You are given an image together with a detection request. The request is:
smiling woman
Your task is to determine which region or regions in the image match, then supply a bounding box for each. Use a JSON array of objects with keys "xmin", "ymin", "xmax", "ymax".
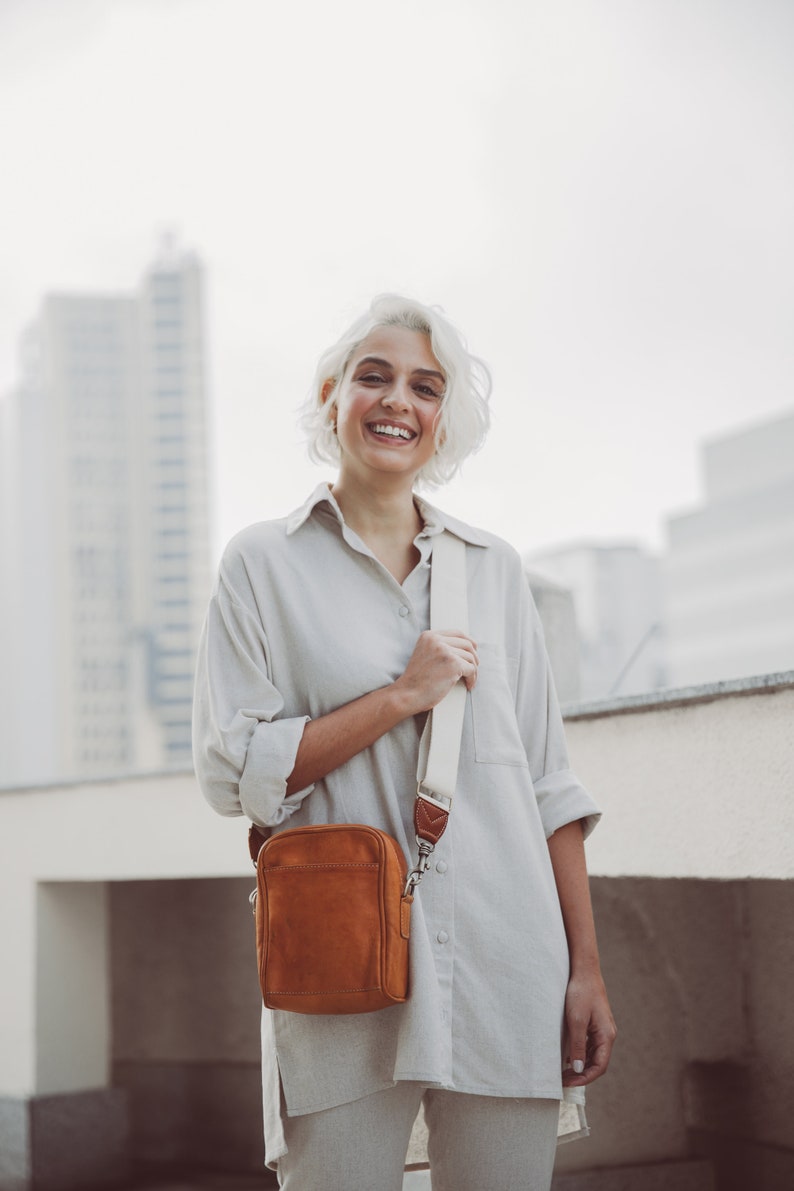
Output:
[
  {"xmin": 192, "ymin": 294, "xmax": 616, "ymax": 1191},
  {"xmin": 323, "ymin": 327, "xmax": 446, "ymax": 486},
  {"xmin": 302, "ymin": 294, "xmax": 491, "ymax": 488}
]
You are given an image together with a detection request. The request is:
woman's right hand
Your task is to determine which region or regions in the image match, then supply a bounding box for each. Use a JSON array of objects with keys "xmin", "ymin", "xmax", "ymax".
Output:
[
  {"xmin": 393, "ymin": 629, "xmax": 479, "ymax": 714},
  {"xmin": 286, "ymin": 631, "xmax": 478, "ymax": 796}
]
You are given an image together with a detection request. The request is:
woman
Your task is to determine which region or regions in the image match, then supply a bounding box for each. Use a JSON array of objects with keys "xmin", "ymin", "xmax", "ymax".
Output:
[{"xmin": 193, "ymin": 295, "xmax": 616, "ymax": 1190}]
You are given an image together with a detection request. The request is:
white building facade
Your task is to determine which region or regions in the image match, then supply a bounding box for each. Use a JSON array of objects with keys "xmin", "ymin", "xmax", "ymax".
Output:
[
  {"xmin": 664, "ymin": 410, "xmax": 794, "ymax": 686},
  {"xmin": 525, "ymin": 543, "xmax": 666, "ymax": 701},
  {"xmin": 0, "ymin": 247, "xmax": 211, "ymax": 786}
]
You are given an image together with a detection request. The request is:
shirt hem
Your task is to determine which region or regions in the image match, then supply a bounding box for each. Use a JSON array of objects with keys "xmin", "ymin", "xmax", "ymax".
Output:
[
  {"xmin": 283, "ymin": 1077, "xmax": 399, "ymax": 1117},
  {"xmin": 283, "ymin": 1073, "xmax": 565, "ymax": 1116},
  {"xmin": 390, "ymin": 1071, "xmax": 565, "ymax": 1101}
]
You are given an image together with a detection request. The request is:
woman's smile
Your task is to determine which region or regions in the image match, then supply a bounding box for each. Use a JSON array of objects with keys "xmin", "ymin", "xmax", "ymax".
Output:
[{"xmin": 365, "ymin": 418, "xmax": 417, "ymax": 443}]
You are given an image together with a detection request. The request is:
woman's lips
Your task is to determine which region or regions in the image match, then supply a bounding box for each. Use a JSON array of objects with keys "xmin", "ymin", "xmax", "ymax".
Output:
[{"xmin": 365, "ymin": 421, "xmax": 417, "ymax": 442}]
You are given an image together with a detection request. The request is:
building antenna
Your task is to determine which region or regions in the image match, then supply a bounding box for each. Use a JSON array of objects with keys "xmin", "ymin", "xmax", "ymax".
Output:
[{"xmin": 608, "ymin": 622, "xmax": 661, "ymax": 695}]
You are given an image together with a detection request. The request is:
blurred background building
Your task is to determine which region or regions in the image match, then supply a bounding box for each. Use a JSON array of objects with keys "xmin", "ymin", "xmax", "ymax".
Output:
[
  {"xmin": 663, "ymin": 410, "xmax": 794, "ymax": 686},
  {"xmin": 525, "ymin": 408, "xmax": 794, "ymax": 705},
  {"xmin": 524, "ymin": 570, "xmax": 582, "ymax": 703},
  {"xmin": 0, "ymin": 244, "xmax": 211, "ymax": 787},
  {"xmin": 526, "ymin": 543, "xmax": 666, "ymax": 702}
]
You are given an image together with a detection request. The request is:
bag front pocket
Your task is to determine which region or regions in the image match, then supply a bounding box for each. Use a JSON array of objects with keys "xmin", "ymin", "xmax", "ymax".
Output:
[{"xmin": 264, "ymin": 861, "xmax": 383, "ymax": 997}]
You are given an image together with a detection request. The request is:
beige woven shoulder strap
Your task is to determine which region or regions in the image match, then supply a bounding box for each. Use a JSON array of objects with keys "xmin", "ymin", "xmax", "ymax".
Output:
[
  {"xmin": 417, "ymin": 531, "xmax": 468, "ymax": 801},
  {"xmin": 407, "ymin": 531, "xmax": 468, "ymax": 893}
]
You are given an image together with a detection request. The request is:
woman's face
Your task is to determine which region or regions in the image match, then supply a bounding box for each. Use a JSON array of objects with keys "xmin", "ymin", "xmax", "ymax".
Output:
[{"xmin": 326, "ymin": 325, "xmax": 445, "ymax": 485}]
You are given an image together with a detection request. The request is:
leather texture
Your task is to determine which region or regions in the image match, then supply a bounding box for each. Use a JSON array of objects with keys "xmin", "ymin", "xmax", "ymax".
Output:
[
  {"xmin": 414, "ymin": 795, "xmax": 449, "ymax": 845},
  {"xmin": 252, "ymin": 822, "xmax": 411, "ymax": 1015}
]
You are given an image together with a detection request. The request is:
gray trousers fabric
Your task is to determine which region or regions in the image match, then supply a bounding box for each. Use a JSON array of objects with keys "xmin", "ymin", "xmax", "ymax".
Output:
[{"xmin": 276, "ymin": 1082, "xmax": 559, "ymax": 1191}]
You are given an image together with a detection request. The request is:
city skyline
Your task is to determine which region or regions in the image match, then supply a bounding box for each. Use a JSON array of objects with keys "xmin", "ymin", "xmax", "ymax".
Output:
[
  {"xmin": 1, "ymin": 0, "xmax": 792, "ymax": 562},
  {"xmin": 5, "ymin": 246, "xmax": 791, "ymax": 567}
]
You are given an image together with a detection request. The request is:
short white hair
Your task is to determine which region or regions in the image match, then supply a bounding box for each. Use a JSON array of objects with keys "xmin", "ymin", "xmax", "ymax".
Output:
[{"xmin": 301, "ymin": 294, "xmax": 491, "ymax": 487}]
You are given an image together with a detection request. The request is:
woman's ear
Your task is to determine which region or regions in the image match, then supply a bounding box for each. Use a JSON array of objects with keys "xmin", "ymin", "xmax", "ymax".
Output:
[{"xmin": 320, "ymin": 378, "xmax": 336, "ymax": 406}]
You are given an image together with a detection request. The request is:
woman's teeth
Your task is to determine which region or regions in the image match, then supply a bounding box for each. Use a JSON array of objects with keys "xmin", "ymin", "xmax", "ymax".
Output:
[{"xmin": 370, "ymin": 423, "xmax": 413, "ymax": 440}]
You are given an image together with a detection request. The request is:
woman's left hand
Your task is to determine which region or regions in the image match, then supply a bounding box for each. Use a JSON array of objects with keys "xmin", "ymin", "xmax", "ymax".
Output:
[{"xmin": 561, "ymin": 969, "xmax": 617, "ymax": 1087}]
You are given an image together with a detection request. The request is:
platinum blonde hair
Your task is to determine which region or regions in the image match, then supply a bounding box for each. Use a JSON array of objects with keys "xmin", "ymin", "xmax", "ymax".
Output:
[{"xmin": 301, "ymin": 294, "xmax": 491, "ymax": 488}]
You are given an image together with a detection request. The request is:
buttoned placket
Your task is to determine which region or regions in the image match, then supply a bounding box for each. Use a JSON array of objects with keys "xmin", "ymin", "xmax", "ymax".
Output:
[
  {"xmin": 404, "ymin": 533, "xmax": 456, "ymax": 1083},
  {"xmin": 328, "ymin": 507, "xmax": 458, "ymax": 1083}
]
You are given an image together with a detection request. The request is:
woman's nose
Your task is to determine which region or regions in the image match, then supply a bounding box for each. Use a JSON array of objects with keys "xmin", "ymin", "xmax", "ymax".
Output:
[{"xmin": 381, "ymin": 380, "xmax": 411, "ymax": 410}]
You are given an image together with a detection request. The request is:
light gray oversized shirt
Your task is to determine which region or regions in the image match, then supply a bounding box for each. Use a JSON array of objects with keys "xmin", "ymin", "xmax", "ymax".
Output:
[{"xmin": 193, "ymin": 484, "xmax": 601, "ymax": 1165}]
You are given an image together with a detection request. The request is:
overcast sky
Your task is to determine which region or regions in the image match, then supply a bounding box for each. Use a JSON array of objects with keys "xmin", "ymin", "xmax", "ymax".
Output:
[{"xmin": 1, "ymin": 0, "xmax": 792, "ymax": 560}]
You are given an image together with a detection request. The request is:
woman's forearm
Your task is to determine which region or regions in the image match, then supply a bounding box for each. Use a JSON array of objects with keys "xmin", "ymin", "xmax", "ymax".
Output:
[
  {"xmin": 546, "ymin": 819, "xmax": 601, "ymax": 973},
  {"xmin": 285, "ymin": 683, "xmax": 414, "ymax": 795},
  {"xmin": 547, "ymin": 819, "xmax": 617, "ymax": 1084}
]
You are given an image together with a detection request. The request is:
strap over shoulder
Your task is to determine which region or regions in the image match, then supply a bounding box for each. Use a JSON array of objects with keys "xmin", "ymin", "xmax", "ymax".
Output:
[{"xmin": 407, "ymin": 531, "xmax": 468, "ymax": 893}]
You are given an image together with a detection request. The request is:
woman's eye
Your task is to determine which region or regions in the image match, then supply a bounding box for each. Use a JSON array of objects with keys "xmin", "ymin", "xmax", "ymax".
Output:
[
  {"xmin": 360, "ymin": 373, "xmax": 386, "ymax": 384},
  {"xmin": 415, "ymin": 384, "xmax": 442, "ymax": 399}
]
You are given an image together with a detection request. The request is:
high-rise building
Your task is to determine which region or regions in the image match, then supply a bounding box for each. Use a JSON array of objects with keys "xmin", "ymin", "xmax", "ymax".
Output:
[
  {"xmin": 524, "ymin": 543, "xmax": 665, "ymax": 701},
  {"xmin": 0, "ymin": 245, "xmax": 211, "ymax": 786},
  {"xmin": 524, "ymin": 571, "xmax": 581, "ymax": 704},
  {"xmin": 664, "ymin": 409, "xmax": 794, "ymax": 686}
]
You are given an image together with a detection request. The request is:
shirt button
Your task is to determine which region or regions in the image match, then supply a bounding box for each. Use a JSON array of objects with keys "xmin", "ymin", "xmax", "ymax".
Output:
[
  {"xmin": 436, "ymin": 860, "xmax": 448, "ymax": 874},
  {"xmin": 436, "ymin": 930, "xmax": 449, "ymax": 944},
  {"xmin": 398, "ymin": 605, "xmax": 410, "ymax": 618}
]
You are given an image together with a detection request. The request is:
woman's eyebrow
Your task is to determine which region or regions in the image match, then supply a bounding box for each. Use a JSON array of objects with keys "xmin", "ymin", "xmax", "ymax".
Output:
[
  {"xmin": 355, "ymin": 355, "xmax": 392, "ymax": 370},
  {"xmin": 355, "ymin": 355, "xmax": 445, "ymax": 383}
]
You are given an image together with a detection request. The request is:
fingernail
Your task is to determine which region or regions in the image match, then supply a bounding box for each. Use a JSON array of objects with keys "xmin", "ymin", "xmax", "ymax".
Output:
[{"xmin": 573, "ymin": 1060, "xmax": 585, "ymax": 1074}]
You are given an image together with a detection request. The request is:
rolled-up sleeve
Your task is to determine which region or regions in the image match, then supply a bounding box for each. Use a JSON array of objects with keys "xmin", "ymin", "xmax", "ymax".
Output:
[
  {"xmin": 192, "ymin": 565, "xmax": 312, "ymax": 829},
  {"xmin": 515, "ymin": 577, "xmax": 601, "ymax": 840}
]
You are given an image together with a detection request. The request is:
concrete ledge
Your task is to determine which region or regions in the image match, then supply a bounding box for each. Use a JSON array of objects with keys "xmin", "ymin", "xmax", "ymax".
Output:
[
  {"xmin": 0, "ymin": 1098, "xmax": 28, "ymax": 1191},
  {"xmin": 403, "ymin": 1160, "xmax": 715, "ymax": 1190},
  {"xmin": 563, "ymin": 670, "xmax": 794, "ymax": 721},
  {"xmin": 0, "ymin": 1089, "xmax": 129, "ymax": 1191},
  {"xmin": 689, "ymin": 1132, "xmax": 794, "ymax": 1191},
  {"xmin": 551, "ymin": 1159, "xmax": 715, "ymax": 1190}
]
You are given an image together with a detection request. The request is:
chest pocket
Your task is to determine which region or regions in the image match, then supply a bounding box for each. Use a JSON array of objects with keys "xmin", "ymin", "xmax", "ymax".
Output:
[{"xmin": 470, "ymin": 644, "xmax": 529, "ymax": 767}]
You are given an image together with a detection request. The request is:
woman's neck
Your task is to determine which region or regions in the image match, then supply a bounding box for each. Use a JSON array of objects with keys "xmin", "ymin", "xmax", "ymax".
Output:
[
  {"xmin": 330, "ymin": 474, "xmax": 422, "ymax": 545},
  {"xmin": 330, "ymin": 474, "xmax": 423, "ymax": 583}
]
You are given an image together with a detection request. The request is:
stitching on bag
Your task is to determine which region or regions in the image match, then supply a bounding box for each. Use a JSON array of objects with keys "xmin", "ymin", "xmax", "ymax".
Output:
[
  {"xmin": 265, "ymin": 863, "xmax": 379, "ymax": 872},
  {"xmin": 269, "ymin": 986, "xmax": 382, "ymax": 995}
]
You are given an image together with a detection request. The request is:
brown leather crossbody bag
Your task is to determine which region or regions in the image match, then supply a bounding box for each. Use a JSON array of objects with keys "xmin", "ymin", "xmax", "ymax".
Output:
[{"xmin": 248, "ymin": 531, "xmax": 468, "ymax": 1015}]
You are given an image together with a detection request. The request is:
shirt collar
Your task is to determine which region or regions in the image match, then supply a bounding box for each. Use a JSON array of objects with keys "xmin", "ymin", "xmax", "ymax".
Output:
[
  {"xmin": 285, "ymin": 482, "xmax": 345, "ymax": 534},
  {"xmin": 286, "ymin": 482, "xmax": 490, "ymax": 547},
  {"xmin": 412, "ymin": 494, "xmax": 491, "ymax": 547}
]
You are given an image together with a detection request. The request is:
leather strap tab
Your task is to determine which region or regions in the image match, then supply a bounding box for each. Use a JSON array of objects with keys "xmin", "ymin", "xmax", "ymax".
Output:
[
  {"xmin": 249, "ymin": 824, "xmax": 267, "ymax": 866},
  {"xmin": 400, "ymin": 895, "xmax": 413, "ymax": 939},
  {"xmin": 414, "ymin": 795, "xmax": 449, "ymax": 846}
]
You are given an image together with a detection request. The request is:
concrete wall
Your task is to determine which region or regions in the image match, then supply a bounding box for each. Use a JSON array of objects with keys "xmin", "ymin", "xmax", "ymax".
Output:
[
  {"xmin": 1, "ymin": 674, "xmax": 792, "ymax": 1189},
  {"xmin": 105, "ymin": 874, "xmax": 794, "ymax": 1190},
  {"xmin": 564, "ymin": 674, "xmax": 794, "ymax": 880},
  {"xmin": 556, "ymin": 878, "xmax": 794, "ymax": 1190},
  {"xmin": 110, "ymin": 878, "xmax": 262, "ymax": 1172}
]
